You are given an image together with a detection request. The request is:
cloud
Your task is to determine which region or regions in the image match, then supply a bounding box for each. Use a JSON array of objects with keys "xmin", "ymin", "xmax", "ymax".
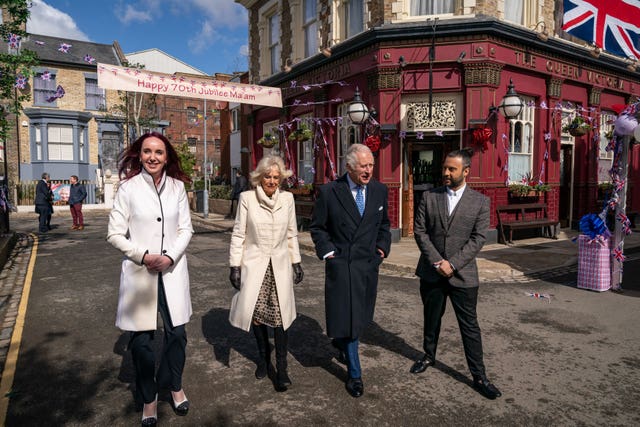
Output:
[
  {"xmin": 116, "ymin": 0, "xmax": 163, "ymax": 24},
  {"xmin": 27, "ymin": 0, "xmax": 90, "ymax": 40},
  {"xmin": 187, "ymin": 20, "xmax": 216, "ymax": 54}
]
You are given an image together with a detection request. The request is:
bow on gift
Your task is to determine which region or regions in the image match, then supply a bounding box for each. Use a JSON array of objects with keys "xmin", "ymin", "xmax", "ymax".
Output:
[
  {"xmin": 473, "ymin": 128, "xmax": 493, "ymax": 152},
  {"xmin": 579, "ymin": 213, "xmax": 611, "ymax": 240}
]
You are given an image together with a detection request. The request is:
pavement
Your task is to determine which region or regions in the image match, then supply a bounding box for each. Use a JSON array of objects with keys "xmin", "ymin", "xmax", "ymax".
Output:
[
  {"xmin": 190, "ymin": 211, "xmax": 640, "ymax": 283},
  {"xmin": 0, "ymin": 209, "xmax": 639, "ymax": 425}
]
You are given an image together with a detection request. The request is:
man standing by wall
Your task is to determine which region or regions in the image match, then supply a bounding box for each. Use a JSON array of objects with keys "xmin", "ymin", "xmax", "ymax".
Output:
[
  {"xmin": 35, "ymin": 172, "xmax": 53, "ymax": 233},
  {"xmin": 228, "ymin": 169, "xmax": 248, "ymax": 218},
  {"xmin": 69, "ymin": 175, "xmax": 87, "ymax": 230},
  {"xmin": 310, "ymin": 143, "xmax": 391, "ymax": 398},
  {"xmin": 411, "ymin": 148, "xmax": 501, "ymax": 400}
]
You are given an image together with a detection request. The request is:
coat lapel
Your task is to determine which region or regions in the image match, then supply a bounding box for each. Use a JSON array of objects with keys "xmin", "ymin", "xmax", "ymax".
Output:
[
  {"xmin": 333, "ymin": 175, "xmax": 361, "ymax": 224},
  {"xmin": 437, "ymin": 188, "xmax": 448, "ymax": 231}
]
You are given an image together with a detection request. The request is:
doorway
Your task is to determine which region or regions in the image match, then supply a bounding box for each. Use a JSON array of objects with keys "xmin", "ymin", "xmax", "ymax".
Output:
[
  {"xmin": 559, "ymin": 143, "xmax": 575, "ymax": 228},
  {"xmin": 402, "ymin": 139, "xmax": 456, "ymax": 236}
]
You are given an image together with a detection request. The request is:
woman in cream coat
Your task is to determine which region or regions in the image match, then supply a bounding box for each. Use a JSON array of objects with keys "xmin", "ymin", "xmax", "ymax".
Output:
[
  {"xmin": 108, "ymin": 132, "xmax": 193, "ymax": 426},
  {"xmin": 229, "ymin": 155, "xmax": 304, "ymax": 391}
]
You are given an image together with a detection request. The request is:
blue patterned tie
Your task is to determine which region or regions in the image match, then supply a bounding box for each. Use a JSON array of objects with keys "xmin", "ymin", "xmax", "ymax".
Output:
[{"xmin": 356, "ymin": 185, "xmax": 365, "ymax": 216}]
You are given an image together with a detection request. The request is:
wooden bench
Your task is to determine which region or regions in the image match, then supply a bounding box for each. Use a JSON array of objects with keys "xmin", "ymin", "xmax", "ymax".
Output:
[{"xmin": 496, "ymin": 203, "xmax": 558, "ymax": 244}]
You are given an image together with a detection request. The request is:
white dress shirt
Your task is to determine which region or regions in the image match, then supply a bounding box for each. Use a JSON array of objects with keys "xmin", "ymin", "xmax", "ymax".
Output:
[{"xmin": 446, "ymin": 184, "xmax": 466, "ymax": 215}]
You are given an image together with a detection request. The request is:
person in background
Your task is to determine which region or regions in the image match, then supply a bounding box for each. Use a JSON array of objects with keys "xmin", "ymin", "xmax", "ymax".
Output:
[
  {"xmin": 69, "ymin": 175, "xmax": 87, "ymax": 230},
  {"xmin": 310, "ymin": 143, "xmax": 391, "ymax": 398},
  {"xmin": 411, "ymin": 147, "xmax": 501, "ymax": 400},
  {"xmin": 228, "ymin": 156, "xmax": 303, "ymax": 392},
  {"xmin": 35, "ymin": 172, "xmax": 53, "ymax": 233},
  {"xmin": 228, "ymin": 169, "xmax": 248, "ymax": 218},
  {"xmin": 107, "ymin": 132, "xmax": 194, "ymax": 426}
]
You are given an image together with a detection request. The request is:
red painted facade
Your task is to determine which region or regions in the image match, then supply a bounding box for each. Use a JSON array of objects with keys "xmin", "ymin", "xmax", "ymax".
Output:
[{"xmin": 248, "ymin": 34, "xmax": 640, "ymax": 242}]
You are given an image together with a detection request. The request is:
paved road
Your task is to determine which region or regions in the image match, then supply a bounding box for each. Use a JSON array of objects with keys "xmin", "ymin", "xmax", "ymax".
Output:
[{"xmin": 2, "ymin": 211, "xmax": 640, "ymax": 426}]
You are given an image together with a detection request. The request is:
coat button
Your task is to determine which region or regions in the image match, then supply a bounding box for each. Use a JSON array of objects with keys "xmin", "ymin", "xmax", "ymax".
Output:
[{"xmin": 157, "ymin": 217, "xmax": 161, "ymax": 222}]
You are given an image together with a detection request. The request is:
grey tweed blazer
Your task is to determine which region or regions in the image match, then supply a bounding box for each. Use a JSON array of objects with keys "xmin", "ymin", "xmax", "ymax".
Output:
[{"xmin": 414, "ymin": 185, "xmax": 490, "ymax": 288}]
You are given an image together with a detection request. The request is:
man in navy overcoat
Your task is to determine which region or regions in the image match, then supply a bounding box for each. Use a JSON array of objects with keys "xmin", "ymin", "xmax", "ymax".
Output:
[{"xmin": 310, "ymin": 143, "xmax": 391, "ymax": 398}]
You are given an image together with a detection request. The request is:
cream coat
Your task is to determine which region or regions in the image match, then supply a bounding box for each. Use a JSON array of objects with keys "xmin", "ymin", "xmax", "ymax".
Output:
[
  {"xmin": 229, "ymin": 187, "xmax": 301, "ymax": 331},
  {"xmin": 107, "ymin": 170, "xmax": 193, "ymax": 331}
]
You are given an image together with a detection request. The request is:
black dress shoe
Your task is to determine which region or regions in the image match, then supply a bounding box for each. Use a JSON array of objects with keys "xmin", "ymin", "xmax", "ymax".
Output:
[
  {"xmin": 410, "ymin": 357, "xmax": 434, "ymax": 374},
  {"xmin": 171, "ymin": 392, "xmax": 190, "ymax": 416},
  {"xmin": 473, "ymin": 376, "xmax": 502, "ymax": 400},
  {"xmin": 345, "ymin": 377, "xmax": 364, "ymax": 398},
  {"xmin": 331, "ymin": 339, "xmax": 347, "ymax": 365}
]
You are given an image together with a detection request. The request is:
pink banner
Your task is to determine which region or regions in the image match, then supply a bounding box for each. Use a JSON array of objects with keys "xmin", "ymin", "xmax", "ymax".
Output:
[{"xmin": 97, "ymin": 63, "xmax": 282, "ymax": 108}]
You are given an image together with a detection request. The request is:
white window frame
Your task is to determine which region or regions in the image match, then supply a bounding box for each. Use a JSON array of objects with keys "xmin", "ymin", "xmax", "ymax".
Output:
[
  {"xmin": 508, "ymin": 96, "xmax": 535, "ymax": 183},
  {"xmin": 337, "ymin": 103, "xmax": 361, "ymax": 175},
  {"xmin": 598, "ymin": 111, "xmax": 615, "ymax": 183},
  {"xmin": 269, "ymin": 12, "xmax": 281, "ymax": 75},
  {"xmin": 408, "ymin": 0, "xmax": 455, "ymax": 17},
  {"xmin": 258, "ymin": 1, "xmax": 281, "ymax": 79},
  {"xmin": 501, "ymin": 0, "xmax": 539, "ymax": 27},
  {"xmin": 47, "ymin": 124, "xmax": 74, "ymax": 161},
  {"xmin": 303, "ymin": 0, "xmax": 319, "ymax": 57},
  {"xmin": 331, "ymin": 0, "xmax": 367, "ymax": 44},
  {"xmin": 296, "ymin": 115, "xmax": 314, "ymax": 184}
]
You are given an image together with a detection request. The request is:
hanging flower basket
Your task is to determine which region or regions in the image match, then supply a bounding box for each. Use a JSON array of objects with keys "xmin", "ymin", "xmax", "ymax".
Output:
[
  {"xmin": 257, "ymin": 133, "xmax": 278, "ymax": 148},
  {"xmin": 568, "ymin": 127, "xmax": 587, "ymax": 137},
  {"xmin": 563, "ymin": 116, "xmax": 592, "ymax": 137},
  {"xmin": 288, "ymin": 125, "xmax": 313, "ymax": 143}
]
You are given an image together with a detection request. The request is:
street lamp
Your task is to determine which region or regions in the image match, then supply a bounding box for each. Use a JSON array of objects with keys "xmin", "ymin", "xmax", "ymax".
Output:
[
  {"xmin": 347, "ymin": 87, "xmax": 370, "ymax": 124},
  {"xmin": 497, "ymin": 79, "xmax": 524, "ymax": 119}
]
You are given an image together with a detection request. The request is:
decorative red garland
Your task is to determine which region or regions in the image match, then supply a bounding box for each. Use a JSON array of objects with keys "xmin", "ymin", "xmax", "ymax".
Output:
[{"xmin": 364, "ymin": 135, "xmax": 381, "ymax": 152}]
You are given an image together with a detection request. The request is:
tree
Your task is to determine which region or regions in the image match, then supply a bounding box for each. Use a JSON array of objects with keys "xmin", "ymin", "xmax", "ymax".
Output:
[
  {"xmin": 104, "ymin": 61, "xmax": 158, "ymax": 143},
  {"xmin": 175, "ymin": 142, "xmax": 196, "ymax": 181},
  {"xmin": 0, "ymin": 0, "xmax": 39, "ymax": 231}
]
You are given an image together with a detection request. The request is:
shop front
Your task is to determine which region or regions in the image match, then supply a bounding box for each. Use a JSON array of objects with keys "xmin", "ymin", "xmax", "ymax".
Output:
[{"xmin": 254, "ymin": 23, "xmax": 640, "ymax": 243}]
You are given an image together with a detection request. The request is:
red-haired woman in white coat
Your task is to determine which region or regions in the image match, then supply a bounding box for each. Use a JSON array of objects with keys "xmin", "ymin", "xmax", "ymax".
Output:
[{"xmin": 108, "ymin": 132, "xmax": 193, "ymax": 426}]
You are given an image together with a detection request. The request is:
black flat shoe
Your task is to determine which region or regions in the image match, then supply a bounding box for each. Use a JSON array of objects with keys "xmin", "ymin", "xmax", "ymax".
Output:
[
  {"xmin": 345, "ymin": 377, "xmax": 364, "ymax": 398},
  {"xmin": 172, "ymin": 392, "xmax": 190, "ymax": 416},
  {"xmin": 473, "ymin": 376, "xmax": 502, "ymax": 400},
  {"xmin": 410, "ymin": 356, "xmax": 434, "ymax": 374}
]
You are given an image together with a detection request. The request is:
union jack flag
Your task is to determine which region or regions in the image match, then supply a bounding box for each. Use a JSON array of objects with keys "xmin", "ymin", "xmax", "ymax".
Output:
[{"xmin": 563, "ymin": 0, "xmax": 640, "ymax": 60}]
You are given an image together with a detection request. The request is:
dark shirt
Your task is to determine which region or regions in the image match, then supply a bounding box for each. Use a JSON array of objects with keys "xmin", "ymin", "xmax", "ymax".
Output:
[{"xmin": 69, "ymin": 182, "xmax": 87, "ymax": 205}]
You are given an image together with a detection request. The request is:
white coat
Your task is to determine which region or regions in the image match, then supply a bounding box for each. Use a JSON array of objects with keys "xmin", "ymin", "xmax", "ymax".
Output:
[
  {"xmin": 228, "ymin": 187, "xmax": 301, "ymax": 331},
  {"xmin": 107, "ymin": 170, "xmax": 193, "ymax": 331}
]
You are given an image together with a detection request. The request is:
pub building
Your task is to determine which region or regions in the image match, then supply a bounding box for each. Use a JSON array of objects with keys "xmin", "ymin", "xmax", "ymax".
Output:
[{"xmin": 241, "ymin": 14, "xmax": 640, "ymax": 243}]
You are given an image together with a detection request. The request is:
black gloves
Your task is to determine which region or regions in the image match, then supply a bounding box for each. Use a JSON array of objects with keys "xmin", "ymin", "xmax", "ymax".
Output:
[
  {"xmin": 229, "ymin": 267, "xmax": 241, "ymax": 290},
  {"xmin": 293, "ymin": 263, "xmax": 304, "ymax": 284}
]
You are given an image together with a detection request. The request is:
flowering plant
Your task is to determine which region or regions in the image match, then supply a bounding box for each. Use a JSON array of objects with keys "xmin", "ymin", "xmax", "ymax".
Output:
[
  {"xmin": 257, "ymin": 132, "xmax": 278, "ymax": 148},
  {"xmin": 364, "ymin": 135, "xmax": 381, "ymax": 153},
  {"xmin": 562, "ymin": 116, "xmax": 592, "ymax": 135},
  {"xmin": 288, "ymin": 124, "xmax": 313, "ymax": 142},
  {"xmin": 508, "ymin": 172, "xmax": 550, "ymax": 196}
]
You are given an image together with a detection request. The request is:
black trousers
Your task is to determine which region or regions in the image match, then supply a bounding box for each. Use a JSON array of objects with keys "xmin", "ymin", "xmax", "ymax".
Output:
[
  {"xmin": 36, "ymin": 205, "xmax": 51, "ymax": 232},
  {"xmin": 420, "ymin": 278, "xmax": 486, "ymax": 378},
  {"xmin": 129, "ymin": 275, "xmax": 187, "ymax": 404}
]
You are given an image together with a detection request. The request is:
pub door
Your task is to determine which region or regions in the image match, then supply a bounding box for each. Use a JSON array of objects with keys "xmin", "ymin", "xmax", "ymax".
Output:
[
  {"xmin": 402, "ymin": 139, "xmax": 456, "ymax": 237},
  {"xmin": 559, "ymin": 143, "xmax": 575, "ymax": 228}
]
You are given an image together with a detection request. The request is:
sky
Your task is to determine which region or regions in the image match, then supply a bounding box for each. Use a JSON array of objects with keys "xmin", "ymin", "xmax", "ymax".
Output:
[{"xmin": 26, "ymin": 0, "xmax": 249, "ymax": 75}]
